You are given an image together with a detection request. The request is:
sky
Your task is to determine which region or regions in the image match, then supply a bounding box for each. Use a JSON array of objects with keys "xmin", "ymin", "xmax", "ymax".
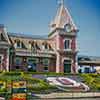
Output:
[{"xmin": 0, "ymin": 0, "xmax": 100, "ymax": 57}]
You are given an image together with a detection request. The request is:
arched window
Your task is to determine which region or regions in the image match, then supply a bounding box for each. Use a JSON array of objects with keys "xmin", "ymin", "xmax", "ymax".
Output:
[
  {"xmin": 15, "ymin": 40, "xmax": 26, "ymax": 49},
  {"xmin": 45, "ymin": 43, "xmax": 48, "ymax": 49},
  {"xmin": 16, "ymin": 40, "xmax": 21, "ymax": 48},
  {"xmin": 42, "ymin": 42, "xmax": 48, "ymax": 50},
  {"xmin": 64, "ymin": 39, "xmax": 70, "ymax": 49},
  {"xmin": 31, "ymin": 41, "xmax": 40, "ymax": 51},
  {"xmin": 21, "ymin": 42, "xmax": 26, "ymax": 49}
]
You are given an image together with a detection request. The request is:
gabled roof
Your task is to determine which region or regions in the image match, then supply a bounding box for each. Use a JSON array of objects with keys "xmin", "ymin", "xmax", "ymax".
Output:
[
  {"xmin": 8, "ymin": 32, "xmax": 56, "ymax": 51},
  {"xmin": 50, "ymin": 2, "xmax": 78, "ymax": 33},
  {"xmin": 8, "ymin": 32, "xmax": 48, "ymax": 40}
]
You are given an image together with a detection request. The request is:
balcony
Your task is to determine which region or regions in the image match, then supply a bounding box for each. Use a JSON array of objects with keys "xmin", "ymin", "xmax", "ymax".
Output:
[{"xmin": 15, "ymin": 49, "xmax": 55, "ymax": 58}]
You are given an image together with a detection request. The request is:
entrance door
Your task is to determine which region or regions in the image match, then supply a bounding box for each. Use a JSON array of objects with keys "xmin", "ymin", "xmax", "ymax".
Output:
[{"xmin": 64, "ymin": 60, "xmax": 71, "ymax": 73}]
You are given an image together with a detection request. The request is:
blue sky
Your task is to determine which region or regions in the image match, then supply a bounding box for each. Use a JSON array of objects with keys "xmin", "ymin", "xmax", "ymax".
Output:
[{"xmin": 0, "ymin": 0, "xmax": 100, "ymax": 56}]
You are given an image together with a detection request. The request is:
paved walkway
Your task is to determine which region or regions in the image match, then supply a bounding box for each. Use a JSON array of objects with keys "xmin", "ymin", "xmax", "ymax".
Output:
[{"xmin": 34, "ymin": 92, "xmax": 100, "ymax": 99}]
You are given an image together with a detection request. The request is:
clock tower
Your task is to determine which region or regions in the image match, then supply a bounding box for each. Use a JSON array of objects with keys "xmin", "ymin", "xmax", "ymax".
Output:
[{"xmin": 49, "ymin": 0, "xmax": 78, "ymax": 73}]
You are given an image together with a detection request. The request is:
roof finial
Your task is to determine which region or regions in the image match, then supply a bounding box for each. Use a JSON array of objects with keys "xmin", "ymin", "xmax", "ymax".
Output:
[{"xmin": 58, "ymin": 0, "xmax": 64, "ymax": 5}]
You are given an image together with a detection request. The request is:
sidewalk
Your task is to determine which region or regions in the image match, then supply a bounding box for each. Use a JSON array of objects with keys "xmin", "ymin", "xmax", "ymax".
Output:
[{"xmin": 34, "ymin": 92, "xmax": 100, "ymax": 99}]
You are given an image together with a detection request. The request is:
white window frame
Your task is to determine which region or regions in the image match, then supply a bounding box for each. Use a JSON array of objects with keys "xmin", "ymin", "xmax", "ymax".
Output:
[{"xmin": 63, "ymin": 39, "xmax": 71, "ymax": 50}]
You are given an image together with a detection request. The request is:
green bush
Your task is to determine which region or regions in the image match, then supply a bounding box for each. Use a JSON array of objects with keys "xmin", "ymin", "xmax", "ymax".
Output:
[
  {"xmin": 3, "ymin": 71, "xmax": 21, "ymax": 76},
  {"xmin": 81, "ymin": 74, "xmax": 100, "ymax": 91}
]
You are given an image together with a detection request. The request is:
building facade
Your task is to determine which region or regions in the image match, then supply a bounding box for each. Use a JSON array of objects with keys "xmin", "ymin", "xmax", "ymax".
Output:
[
  {"xmin": 78, "ymin": 56, "xmax": 100, "ymax": 73},
  {"xmin": 0, "ymin": 1, "xmax": 78, "ymax": 73}
]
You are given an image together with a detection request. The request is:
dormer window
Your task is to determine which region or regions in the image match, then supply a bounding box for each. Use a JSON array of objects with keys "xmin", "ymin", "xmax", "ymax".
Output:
[
  {"xmin": 42, "ymin": 42, "xmax": 49, "ymax": 50},
  {"xmin": 0, "ymin": 33, "xmax": 6, "ymax": 41},
  {"xmin": 17, "ymin": 41, "xmax": 21, "ymax": 48},
  {"xmin": 15, "ymin": 40, "xmax": 26, "ymax": 49},
  {"xmin": 45, "ymin": 43, "xmax": 48, "ymax": 49},
  {"xmin": 31, "ymin": 41, "xmax": 40, "ymax": 51},
  {"xmin": 21, "ymin": 42, "xmax": 26, "ymax": 49},
  {"xmin": 64, "ymin": 39, "xmax": 71, "ymax": 49},
  {"xmin": 32, "ymin": 42, "xmax": 36, "ymax": 51},
  {"xmin": 48, "ymin": 44, "xmax": 53, "ymax": 51}
]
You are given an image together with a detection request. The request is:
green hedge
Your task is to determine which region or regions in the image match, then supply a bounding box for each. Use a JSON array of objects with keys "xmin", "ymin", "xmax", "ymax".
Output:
[
  {"xmin": 3, "ymin": 71, "xmax": 22, "ymax": 76},
  {"xmin": 24, "ymin": 72, "xmax": 81, "ymax": 76}
]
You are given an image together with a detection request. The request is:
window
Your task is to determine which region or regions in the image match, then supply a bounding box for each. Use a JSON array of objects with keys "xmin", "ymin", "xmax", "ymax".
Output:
[
  {"xmin": 43, "ymin": 59, "xmax": 49, "ymax": 71},
  {"xmin": 45, "ymin": 44, "xmax": 48, "ymax": 49},
  {"xmin": 16, "ymin": 40, "xmax": 26, "ymax": 49},
  {"xmin": 43, "ymin": 59, "xmax": 49, "ymax": 66},
  {"xmin": 0, "ymin": 56, "xmax": 1, "ymax": 64},
  {"xmin": 36, "ymin": 44, "xmax": 39, "ymax": 50},
  {"xmin": 31, "ymin": 42, "xmax": 40, "ymax": 51},
  {"xmin": 15, "ymin": 57, "xmax": 22, "ymax": 65},
  {"xmin": 44, "ymin": 67, "xmax": 48, "ymax": 71},
  {"xmin": 42, "ymin": 42, "xmax": 49, "ymax": 50},
  {"xmin": 16, "ymin": 41, "xmax": 21, "ymax": 48},
  {"xmin": 64, "ymin": 39, "xmax": 70, "ymax": 49},
  {"xmin": 0, "ymin": 56, "xmax": 2, "ymax": 71},
  {"xmin": 27, "ymin": 58, "xmax": 38, "ymax": 71},
  {"xmin": 84, "ymin": 67, "xmax": 90, "ymax": 73},
  {"xmin": 21, "ymin": 42, "xmax": 26, "ymax": 49}
]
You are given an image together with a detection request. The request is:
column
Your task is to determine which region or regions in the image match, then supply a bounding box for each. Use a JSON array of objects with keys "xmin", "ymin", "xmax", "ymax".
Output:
[
  {"xmin": 56, "ymin": 52, "xmax": 60, "ymax": 73},
  {"xmin": 6, "ymin": 48, "xmax": 9, "ymax": 71}
]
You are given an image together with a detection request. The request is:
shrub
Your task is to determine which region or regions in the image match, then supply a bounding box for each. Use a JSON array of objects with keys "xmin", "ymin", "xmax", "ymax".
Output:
[{"xmin": 81, "ymin": 74, "xmax": 100, "ymax": 91}]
